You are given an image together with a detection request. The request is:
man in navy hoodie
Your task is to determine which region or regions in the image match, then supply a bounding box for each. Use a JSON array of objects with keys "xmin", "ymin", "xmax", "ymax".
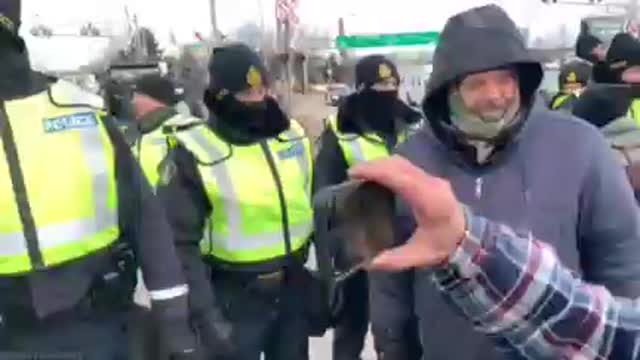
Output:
[{"xmin": 369, "ymin": 5, "xmax": 640, "ymax": 360}]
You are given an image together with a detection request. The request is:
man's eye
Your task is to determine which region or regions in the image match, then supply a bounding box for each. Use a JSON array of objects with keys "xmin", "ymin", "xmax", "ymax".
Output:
[{"xmin": 463, "ymin": 81, "xmax": 482, "ymax": 91}]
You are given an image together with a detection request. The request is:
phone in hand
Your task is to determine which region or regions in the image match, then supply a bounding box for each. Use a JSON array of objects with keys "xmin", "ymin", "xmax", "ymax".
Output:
[{"xmin": 313, "ymin": 180, "xmax": 395, "ymax": 283}]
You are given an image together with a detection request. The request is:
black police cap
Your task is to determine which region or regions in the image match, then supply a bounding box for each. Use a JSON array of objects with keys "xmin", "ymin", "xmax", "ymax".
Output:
[
  {"xmin": 355, "ymin": 55, "xmax": 399, "ymax": 89},
  {"xmin": 208, "ymin": 43, "xmax": 269, "ymax": 95},
  {"xmin": 0, "ymin": 0, "xmax": 20, "ymax": 35}
]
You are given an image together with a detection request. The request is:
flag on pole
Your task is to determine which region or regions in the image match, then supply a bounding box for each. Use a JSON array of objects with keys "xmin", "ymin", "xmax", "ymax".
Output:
[{"xmin": 276, "ymin": 0, "xmax": 299, "ymax": 24}]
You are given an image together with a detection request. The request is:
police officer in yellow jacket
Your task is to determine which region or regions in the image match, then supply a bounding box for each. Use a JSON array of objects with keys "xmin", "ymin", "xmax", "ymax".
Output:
[
  {"xmin": 142, "ymin": 43, "xmax": 315, "ymax": 360},
  {"xmin": 313, "ymin": 55, "xmax": 422, "ymax": 360},
  {"xmin": 549, "ymin": 59, "xmax": 591, "ymax": 111},
  {"xmin": 125, "ymin": 73, "xmax": 186, "ymax": 189},
  {"xmin": 573, "ymin": 32, "xmax": 640, "ymax": 200},
  {"xmin": 0, "ymin": 1, "xmax": 198, "ymax": 359}
]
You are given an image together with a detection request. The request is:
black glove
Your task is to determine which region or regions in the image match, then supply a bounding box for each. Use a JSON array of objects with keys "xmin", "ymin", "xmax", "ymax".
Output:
[
  {"xmin": 160, "ymin": 319, "xmax": 200, "ymax": 360},
  {"xmin": 195, "ymin": 308, "xmax": 236, "ymax": 356},
  {"xmin": 152, "ymin": 297, "xmax": 200, "ymax": 359}
]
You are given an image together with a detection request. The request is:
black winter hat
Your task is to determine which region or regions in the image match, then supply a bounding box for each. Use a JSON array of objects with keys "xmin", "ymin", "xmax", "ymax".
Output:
[
  {"xmin": 558, "ymin": 60, "xmax": 591, "ymax": 88},
  {"xmin": 355, "ymin": 55, "xmax": 399, "ymax": 89},
  {"xmin": 208, "ymin": 43, "xmax": 269, "ymax": 95},
  {"xmin": 134, "ymin": 74, "xmax": 181, "ymax": 106},
  {"xmin": 0, "ymin": 0, "xmax": 20, "ymax": 35},
  {"xmin": 575, "ymin": 33, "xmax": 602, "ymax": 63},
  {"xmin": 607, "ymin": 32, "xmax": 640, "ymax": 66},
  {"xmin": 604, "ymin": 32, "xmax": 640, "ymax": 83}
]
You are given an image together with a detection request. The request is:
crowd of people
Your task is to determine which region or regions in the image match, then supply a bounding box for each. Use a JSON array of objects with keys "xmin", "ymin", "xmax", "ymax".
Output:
[{"xmin": 5, "ymin": 0, "xmax": 640, "ymax": 359}]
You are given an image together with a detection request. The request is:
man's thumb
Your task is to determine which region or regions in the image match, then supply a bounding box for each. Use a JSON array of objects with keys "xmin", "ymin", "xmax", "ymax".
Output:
[{"xmin": 369, "ymin": 244, "xmax": 421, "ymax": 272}]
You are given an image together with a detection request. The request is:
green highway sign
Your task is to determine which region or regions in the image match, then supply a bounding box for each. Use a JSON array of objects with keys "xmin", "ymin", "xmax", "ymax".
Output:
[{"xmin": 336, "ymin": 32, "xmax": 440, "ymax": 49}]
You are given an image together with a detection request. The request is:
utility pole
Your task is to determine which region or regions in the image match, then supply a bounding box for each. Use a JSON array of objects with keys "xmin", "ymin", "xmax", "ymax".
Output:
[
  {"xmin": 630, "ymin": 0, "xmax": 639, "ymax": 19},
  {"xmin": 209, "ymin": 0, "xmax": 221, "ymax": 43},
  {"xmin": 282, "ymin": 18, "xmax": 292, "ymax": 112},
  {"xmin": 257, "ymin": 0, "xmax": 265, "ymax": 38}
]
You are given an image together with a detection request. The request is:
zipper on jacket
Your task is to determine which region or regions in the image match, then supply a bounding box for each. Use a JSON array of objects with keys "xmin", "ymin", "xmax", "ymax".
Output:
[
  {"xmin": 259, "ymin": 141, "xmax": 294, "ymax": 263},
  {"xmin": 475, "ymin": 177, "xmax": 483, "ymax": 199}
]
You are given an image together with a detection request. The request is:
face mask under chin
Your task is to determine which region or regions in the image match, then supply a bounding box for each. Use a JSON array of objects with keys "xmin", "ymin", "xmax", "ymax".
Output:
[
  {"xmin": 448, "ymin": 91, "xmax": 521, "ymax": 141},
  {"xmin": 210, "ymin": 96, "xmax": 290, "ymax": 145}
]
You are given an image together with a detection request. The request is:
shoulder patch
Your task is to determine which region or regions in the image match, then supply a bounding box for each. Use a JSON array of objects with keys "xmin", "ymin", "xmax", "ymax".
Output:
[
  {"xmin": 278, "ymin": 141, "xmax": 305, "ymax": 160},
  {"xmin": 43, "ymin": 112, "xmax": 99, "ymax": 133}
]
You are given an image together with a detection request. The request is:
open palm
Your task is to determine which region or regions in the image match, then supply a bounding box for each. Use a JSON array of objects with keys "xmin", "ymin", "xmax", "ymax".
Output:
[{"xmin": 349, "ymin": 156, "xmax": 467, "ymax": 271}]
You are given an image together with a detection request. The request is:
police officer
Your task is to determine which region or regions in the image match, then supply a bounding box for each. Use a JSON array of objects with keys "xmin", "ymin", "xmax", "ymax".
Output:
[
  {"xmin": 131, "ymin": 72, "xmax": 192, "ymax": 117},
  {"xmin": 573, "ymin": 32, "xmax": 640, "ymax": 198},
  {"xmin": 136, "ymin": 43, "xmax": 316, "ymax": 360},
  {"xmin": 124, "ymin": 73, "xmax": 189, "ymax": 189},
  {"xmin": 576, "ymin": 22, "xmax": 607, "ymax": 64},
  {"xmin": 549, "ymin": 59, "xmax": 591, "ymax": 111},
  {"xmin": 313, "ymin": 55, "xmax": 422, "ymax": 360},
  {"xmin": 0, "ymin": 1, "xmax": 198, "ymax": 359}
]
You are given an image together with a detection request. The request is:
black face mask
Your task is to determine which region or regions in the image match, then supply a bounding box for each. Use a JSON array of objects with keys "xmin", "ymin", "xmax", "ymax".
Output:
[
  {"xmin": 356, "ymin": 89, "xmax": 399, "ymax": 134},
  {"xmin": 0, "ymin": 33, "xmax": 46, "ymax": 100},
  {"xmin": 206, "ymin": 92, "xmax": 290, "ymax": 145}
]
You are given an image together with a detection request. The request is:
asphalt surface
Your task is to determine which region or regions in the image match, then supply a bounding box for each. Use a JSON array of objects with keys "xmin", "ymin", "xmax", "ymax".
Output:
[{"xmin": 288, "ymin": 91, "xmax": 334, "ymax": 139}]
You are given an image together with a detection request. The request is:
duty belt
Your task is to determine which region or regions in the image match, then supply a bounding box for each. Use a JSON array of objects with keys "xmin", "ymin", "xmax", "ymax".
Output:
[{"xmin": 213, "ymin": 268, "xmax": 287, "ymax": 291}]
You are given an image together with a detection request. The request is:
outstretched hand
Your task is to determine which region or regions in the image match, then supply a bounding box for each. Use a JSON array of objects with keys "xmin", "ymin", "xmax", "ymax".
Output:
[{"xmin": 348, "ymin": 156, "xmax": 466, "ymax": 271}]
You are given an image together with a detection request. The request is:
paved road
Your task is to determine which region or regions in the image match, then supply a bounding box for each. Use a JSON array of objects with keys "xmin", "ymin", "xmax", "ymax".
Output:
[{"xmin": 289, "ymin": 91, "xmax": 334, "ymax": 140}]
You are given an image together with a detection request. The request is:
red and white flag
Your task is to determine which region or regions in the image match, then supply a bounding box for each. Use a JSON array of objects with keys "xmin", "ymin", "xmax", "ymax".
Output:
[{"xmin": 276, "ymin": 0, "xmax": 299, "ymax": 24}]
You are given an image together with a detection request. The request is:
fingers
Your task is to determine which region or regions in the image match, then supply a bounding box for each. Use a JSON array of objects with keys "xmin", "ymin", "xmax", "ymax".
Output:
[
  {"xmin": 368, "ymin": 240, "xmax": 428, "ymax": 272},
  {"xmin": 349, "ymin": 156, "xmax": 421, "ymax": 198},
  {"xmin": 368, "ymin": 249, "xmax": 411, "ymax": 272},
  {"xmin": 349, "ymin": 156, "xmax": 447, "ymax": 216}
]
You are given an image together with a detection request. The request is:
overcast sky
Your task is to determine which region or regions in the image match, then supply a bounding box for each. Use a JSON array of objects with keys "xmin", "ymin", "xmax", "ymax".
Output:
[
  {"xmin": 22, "ymin": 0, "xmax": 607, "ymax": 44},
  {"xmin": 21, "ymin": 0, "xmax": 620, "ymax": 71}
]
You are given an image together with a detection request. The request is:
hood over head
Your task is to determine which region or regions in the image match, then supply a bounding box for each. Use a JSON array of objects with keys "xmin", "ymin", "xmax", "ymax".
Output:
[{"xmin": 421, "ymin": 4, "xmax": 543, "ymax": 155}]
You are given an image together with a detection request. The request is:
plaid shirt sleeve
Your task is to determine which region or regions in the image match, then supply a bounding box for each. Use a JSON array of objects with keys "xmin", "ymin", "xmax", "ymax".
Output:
[{"xmin": 433, "ymin": 209, "xmax": 640, "ymax": 359}]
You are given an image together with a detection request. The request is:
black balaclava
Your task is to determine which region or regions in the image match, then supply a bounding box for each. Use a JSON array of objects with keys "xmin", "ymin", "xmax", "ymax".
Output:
[
  {"xmin": 572, "ymin": 33, "xmax": 640, "ymax": 128},
  {"xmin": 355, "ymin": 89, "xmax": 398, "ymax": 134},
  {"xmin": 203, "ymin": 43, "xmax": 289, "ymax": 145},
  {"xmin": 205, "ymin": 92, "xmax": 289, "ymax": 145},
  {"xmin": 0, "ymin": 0, "xmax": 46, "ymax": 100},
  {"xmin": 605, "ymin": 32, "xmax": 640, "ymax": 84},
  {"xmin": 342, "ymin": 55, "xmax": 401, "ymax": 135}
]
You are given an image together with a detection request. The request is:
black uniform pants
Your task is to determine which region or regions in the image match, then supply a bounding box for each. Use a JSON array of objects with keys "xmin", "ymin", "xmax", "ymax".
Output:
[
  {"xmin": 209, "ymin": 271, "xmax": 310, "ymax": 360},
  {"xmin": 0, "ymin": 302, "xmax": 131, "ymax": 360},
  {"xmin": 332, "ymin": 271, "xmax": 369, "ymax": 360}
]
